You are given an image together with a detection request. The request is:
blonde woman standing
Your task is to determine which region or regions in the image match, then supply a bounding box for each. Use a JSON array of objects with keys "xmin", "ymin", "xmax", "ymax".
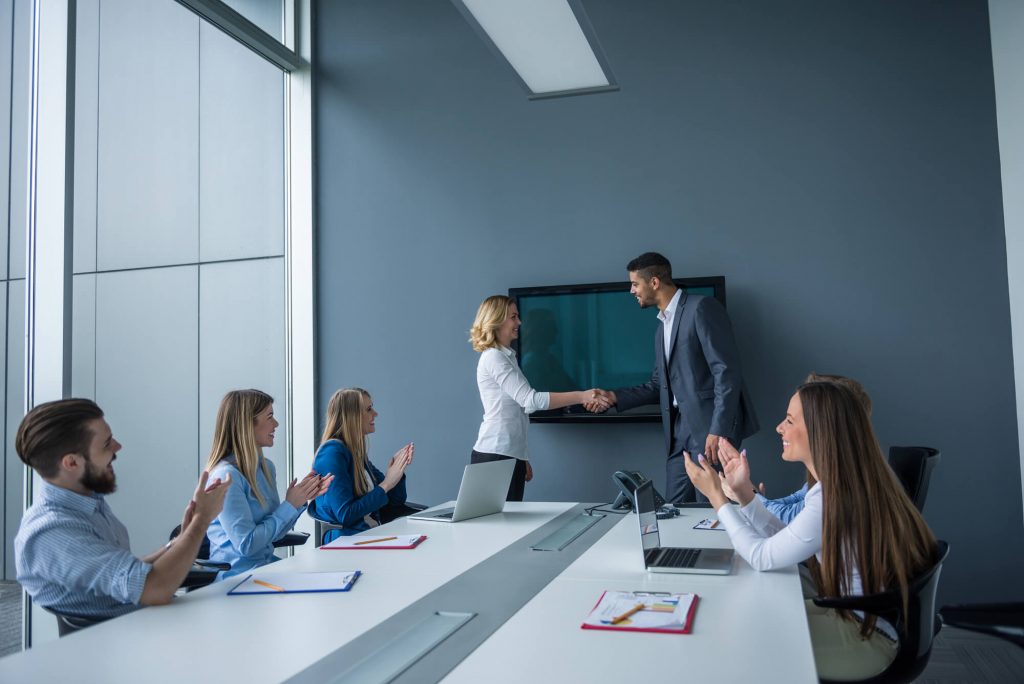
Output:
[
  {"xmin": 309, "ymin": 388, "xmax": 413, "ymax": 543},
  {"xmin": 470, "ymin": 295, "xmax": 606, "ymax": 501},
  {"xmin": 205, "ymin": 389, "xmax": 332, "ymax": 578}
]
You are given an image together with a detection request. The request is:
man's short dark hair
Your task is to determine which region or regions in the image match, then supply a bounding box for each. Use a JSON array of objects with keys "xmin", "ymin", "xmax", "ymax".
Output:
[
  {"xmin": 16, "ymin": 399, "xmax": 104, "ymax": 478},
  {"xmin": 626, "ymin": 252, "xmax": 672, "ymax": 283}
]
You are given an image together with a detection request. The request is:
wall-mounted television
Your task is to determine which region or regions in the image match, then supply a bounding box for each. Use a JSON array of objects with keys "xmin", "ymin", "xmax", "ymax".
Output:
[{"xmin": 510, "ymin": 277, "xmax": 727, "ymax": 423}]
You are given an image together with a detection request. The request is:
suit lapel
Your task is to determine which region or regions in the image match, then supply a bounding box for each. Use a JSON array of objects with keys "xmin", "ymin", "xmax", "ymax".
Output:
[{"xmin": 666, "ymin": 289, "xmax": 688, "ymax": 363}]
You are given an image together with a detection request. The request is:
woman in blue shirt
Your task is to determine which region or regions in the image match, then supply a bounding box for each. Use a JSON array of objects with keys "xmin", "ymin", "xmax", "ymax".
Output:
[
  {"xmin": 309, "ymin": 388, "xmax": 413, "ymax": 543},
  {"xmin": 205, "ymin": 389, "xmax": 332, "ymax": 578}
]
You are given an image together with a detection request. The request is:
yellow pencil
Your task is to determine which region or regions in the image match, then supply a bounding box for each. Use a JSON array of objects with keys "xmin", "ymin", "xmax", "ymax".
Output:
[
  {"xmin": 253, "ymin": 579, "xmax": 285, "ymax": 592},
  {"xmin": 610, "ymin": 603, "xmax": 645, "ymax": 624},
  {"xmin": 353, "ymin": 536, "xmax": 398, "ymax": 546}
]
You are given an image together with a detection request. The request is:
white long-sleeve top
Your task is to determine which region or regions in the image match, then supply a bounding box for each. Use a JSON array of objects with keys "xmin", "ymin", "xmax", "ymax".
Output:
[
  {"xmin": 717, "ymin": 482, "xmax": 827, "ymax": 573},
  {"xmin": 717, "ymin": 482, "xmax": 894, "ymax": 638},
  {"xmin": 472, "ymin": 346, "xmax": 550, "ymax": 461}
]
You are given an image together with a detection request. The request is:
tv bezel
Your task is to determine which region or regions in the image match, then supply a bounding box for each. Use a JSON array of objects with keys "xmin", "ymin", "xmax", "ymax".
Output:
[{"xmin": 509, "ymin": 276, "xmax": 727, "ymax": 423}]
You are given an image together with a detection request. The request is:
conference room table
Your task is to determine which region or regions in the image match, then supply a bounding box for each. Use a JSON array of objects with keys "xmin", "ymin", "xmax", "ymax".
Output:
[{"xmin": 0, "ymin": 502, "xmax": 818, "ymax": 683}]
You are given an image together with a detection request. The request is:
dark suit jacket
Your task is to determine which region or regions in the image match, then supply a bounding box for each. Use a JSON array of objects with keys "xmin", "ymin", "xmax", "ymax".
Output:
[{"xmin": 615, "ymin": 292, "xmax": 759, "ymax": 455}]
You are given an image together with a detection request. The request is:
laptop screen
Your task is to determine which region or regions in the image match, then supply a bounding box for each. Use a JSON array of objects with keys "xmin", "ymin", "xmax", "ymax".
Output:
[{"xmin": 636, "ymin": 480, "xmax": 661, "ymax": 553}]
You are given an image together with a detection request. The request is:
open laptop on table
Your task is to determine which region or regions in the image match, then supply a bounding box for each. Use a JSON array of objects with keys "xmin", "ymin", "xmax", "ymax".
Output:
[
  {"xmin": 635, "ymin": 479, "xmax": 734, "ymax": 574},
  {"xmin": 409, "ymin": 459, "xmax": 516, "ymax": 522}
]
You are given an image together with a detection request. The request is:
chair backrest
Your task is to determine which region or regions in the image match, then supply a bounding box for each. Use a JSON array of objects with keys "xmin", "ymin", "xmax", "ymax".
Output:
[
  {"xmin": 890, "ymin": 540, "xmax": 950, "ymax": 682},
  {"xmin": 169, "ymin": 524, "xmax": 211, "ymax": 559},
  {"xmin": 887, "ymin": 446, "xmax": 940, "ymax": 511},
  {"xmin": 306, "ymin": 508, "xmax": 344, "ymax": 547},
  {"xmin": 814, "ymin": 540, "xmax": 950, "ymax": 683}
]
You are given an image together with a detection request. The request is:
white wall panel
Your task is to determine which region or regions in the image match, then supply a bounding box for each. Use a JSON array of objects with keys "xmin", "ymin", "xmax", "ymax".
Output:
[
  {"xmin": 96, "ymin": 0, "xmax": 198, "ymax": 270},
  {"xmin": 72, "ymin": 273, "xmax": 96, "ymax": 397},
  {"xmin": 7, "ymin": 0, "xmax": 30, "ymax": 279},
  {"xmin": 4, "ymin": 280, "xmax": 20, "ymax": 580},
  {"xmin": 95, "ymin": 266, "xmax": 198, "ymax": 553},
  {"xmin": 199, "ymin": 22, "xmax": 284, "ymax": 262},
  {"xmin": 1, "ymin": 0, "xmax": 12, "ymax": 281},
  {"xmin": 991, "ymin": 0, "xmax": 1024, "ymax": 520},
  {"xmin": 199, "ymin": 258, "xmax": 287, "ymax": 490},
  {"xmin": 0, "ymin": 282, "xmax": 10, "ymax": 577},
  {"xmin": 72, "ymin": 0, "xmax": 99, "ymax": 274}
]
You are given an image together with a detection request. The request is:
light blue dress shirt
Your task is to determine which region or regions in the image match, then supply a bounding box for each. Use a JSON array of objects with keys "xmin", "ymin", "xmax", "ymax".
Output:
[
  {"xmin": 758, "ymin": 482, "xmax": 809, "ymax": 524},
  {"xmin": 15, "ymin": 480, "xmax": 151, "ymax": 619},
  {"xmin": 206, "ymin": 455, "xmax": 303, "ymax": 579}
]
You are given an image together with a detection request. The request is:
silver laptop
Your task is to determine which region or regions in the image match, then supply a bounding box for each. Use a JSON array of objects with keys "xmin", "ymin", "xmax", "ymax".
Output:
[
  {"xmin": 409, "ymin": 459, "xmax": 516, "ymax": 522},
  {"xmin": 635, "ymin": 480, "xmax": 734, "ymax": 574}
]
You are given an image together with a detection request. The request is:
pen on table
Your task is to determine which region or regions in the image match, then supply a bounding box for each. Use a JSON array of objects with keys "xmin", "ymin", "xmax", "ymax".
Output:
[
  {"xmin": 353, "ymin": 536, "xmax": 398, "ymax": 545},
  {"xmin": 253, "ymin": 579, "xmax": 285, "ymax": 592},
  {"xmin": 610, "ymin": 603, "xmax": 645, "ymax": 625}
]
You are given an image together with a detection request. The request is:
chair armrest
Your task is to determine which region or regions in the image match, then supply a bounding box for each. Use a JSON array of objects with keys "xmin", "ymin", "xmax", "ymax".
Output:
[
  {"xmin": 181, "ymin": 568, "xmax": 220, "ymax": 591},
  {"xmin": 404, "ymin": 501, "xmax": 428, "ymax": 512},
  {"xmin": 193, "ymin": 559, "xmax": 230, "ymax": 571},
  {"xmin": 273, "ymin": 531, "xmax": 310, "ymax": 548},
  {"xmin": 812, "ymin": 591, "xmax": 900, "ymax": 616}
]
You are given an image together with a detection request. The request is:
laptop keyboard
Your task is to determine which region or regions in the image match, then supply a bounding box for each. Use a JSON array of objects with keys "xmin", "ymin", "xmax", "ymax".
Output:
[
  {"xmin": 648, "ymin": 547, "xmax": 700, "ymax": 568},
  {"xmin": 435, "ymin": 511, "xmax": 454, "ymax": 519}
]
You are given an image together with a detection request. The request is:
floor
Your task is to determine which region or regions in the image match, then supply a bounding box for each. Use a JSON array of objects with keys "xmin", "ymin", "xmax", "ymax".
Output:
[{"xmin": 0, "ymin": 579, "xmax": 1021, "ymax": 680}]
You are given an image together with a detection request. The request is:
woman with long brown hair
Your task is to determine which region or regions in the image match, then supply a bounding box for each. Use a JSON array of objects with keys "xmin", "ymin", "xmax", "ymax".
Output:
[
  {"xmin": 205, "ymin": 389, "xmax": 331, "ymax": 578},
  {"xmin": 308, "ymin": 388, "xmax": 414, "ymax": 543},
  {"xmin": 685, "ymin": 379, "xmax": 937, "ymax": 680}
]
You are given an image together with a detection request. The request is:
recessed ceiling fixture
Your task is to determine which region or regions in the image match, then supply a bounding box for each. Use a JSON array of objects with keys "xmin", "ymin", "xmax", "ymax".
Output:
[{"xmin": 451, "ymin": 0, "xmax": 619, "ymax": 99}]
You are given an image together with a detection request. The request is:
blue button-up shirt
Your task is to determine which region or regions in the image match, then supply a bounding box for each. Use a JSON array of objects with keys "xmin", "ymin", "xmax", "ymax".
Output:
[
  {"xmin": 15, "ymin": 480, "xmax": 151, "ymax": 619},
  {"xmin": 758, "ymin": 483, "xmax": 809, "ymax": 524},
  {"xmin": 206, "ymin": 456, "xmax": 302, "ymax": 579}
]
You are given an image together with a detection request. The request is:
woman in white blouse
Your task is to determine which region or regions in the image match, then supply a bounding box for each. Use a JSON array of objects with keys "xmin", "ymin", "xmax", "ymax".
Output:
[
  {"xmin": 684, "ymin": 379, "xmax": 937, "ymax": 681},
  {"xmin": 469, "ymin": 295, "xmax": 604, "ymax": 501}
]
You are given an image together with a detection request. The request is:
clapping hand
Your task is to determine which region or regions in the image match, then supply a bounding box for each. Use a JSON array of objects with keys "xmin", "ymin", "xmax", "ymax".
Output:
[
  {"xmin": 388, "ymin": 442, "xmax": 414, "ymax": 469},
  {"xmin": 190, "ymin": 470, "xmax": 230, "ymax": 526},
  {"xmin": 286, "ymin": 470, "xmax": 326, "ymax": 507},
  {"xmin": 382, "ymin": 443, "xmax": 414, "ymax": 491},
  {"xmin": 682, "ymin": 452, "xmax": 726, "ymax": 506},
  {"xmin": 718, "ymin": 438, "xmax": 755, "ymax": 506}
]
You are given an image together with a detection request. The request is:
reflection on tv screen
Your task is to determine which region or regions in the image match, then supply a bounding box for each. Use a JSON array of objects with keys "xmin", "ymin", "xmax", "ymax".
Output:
[{"xmin": 516, "ymin": 286, "xmax": 716, "ymax": 394}]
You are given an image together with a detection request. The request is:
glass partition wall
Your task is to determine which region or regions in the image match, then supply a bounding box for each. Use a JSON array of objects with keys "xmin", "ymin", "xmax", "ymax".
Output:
[{"xmin": 8, "ymin": 0, "xmax": 314, "ymax": 648}]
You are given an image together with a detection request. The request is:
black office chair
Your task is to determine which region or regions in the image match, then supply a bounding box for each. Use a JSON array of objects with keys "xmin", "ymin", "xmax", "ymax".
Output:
[
  {"xmin": 46, "ymin": 608, "xmax": 109, "ymax": 637},
  {"xmin": 886, "ymin": 446, "xmax": 939, "ymax": 512},
  {"xmin": 168, "ymin": 525, "xmax": 309, "ymax": 561},
  {"xmin": 811, "ymin": 540, "xmax": 950, "ymax": 684},
  {"xmin": 939, "ymin": 602, "xmax": 1024, "ymax": 649},
  {"xmin": 308, "ymin": 501, "xmax": 428, "ymax": 547}
]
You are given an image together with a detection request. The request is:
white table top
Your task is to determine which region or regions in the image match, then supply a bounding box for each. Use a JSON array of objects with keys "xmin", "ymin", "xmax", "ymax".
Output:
[
  {"xmin": 0, "ymin": 503, "xmax": 818, "ymax": 683},
  {"xmin": 0, "ymin": 502, "xmax": 574, "ymax": 684},
  {"xmin": 444, "ymin": 506, "xmax": 818, "ymax": 683}
]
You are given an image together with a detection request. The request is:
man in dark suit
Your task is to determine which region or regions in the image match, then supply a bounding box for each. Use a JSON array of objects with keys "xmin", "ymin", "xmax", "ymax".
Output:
[{"xmin": 590, "ymin": 252, "xmax": 759, "ymax": 503}]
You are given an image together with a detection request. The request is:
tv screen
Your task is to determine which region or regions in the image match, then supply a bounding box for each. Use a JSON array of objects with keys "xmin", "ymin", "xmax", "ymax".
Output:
[{"xmin": 510, "ymin": 278, "xmax": 726, "ymax": 422}]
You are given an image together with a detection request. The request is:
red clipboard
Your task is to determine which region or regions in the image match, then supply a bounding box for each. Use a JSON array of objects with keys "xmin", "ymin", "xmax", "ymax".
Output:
[
  {"xmin": 580, "ymin": 590, "xmax": 699, "ymax": 634},
  {"xmin": 320, "ymin": 534, "xmax": 427, "ymax": 550}
]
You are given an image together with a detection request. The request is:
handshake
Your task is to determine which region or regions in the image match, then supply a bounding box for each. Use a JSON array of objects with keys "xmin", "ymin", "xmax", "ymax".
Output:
[{"xmin": 582, "ymin": 389, "xmax": 616, "ymax": 413}]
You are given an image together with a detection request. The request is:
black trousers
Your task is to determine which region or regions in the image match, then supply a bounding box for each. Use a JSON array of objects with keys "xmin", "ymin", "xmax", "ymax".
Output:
[
  {"xmin": 667, "ymin": 406, "xmax": 741, "ymax": 505},
  {"xmin": 470, "ymin": 450, "xmax": 527, "ymax": 502}
]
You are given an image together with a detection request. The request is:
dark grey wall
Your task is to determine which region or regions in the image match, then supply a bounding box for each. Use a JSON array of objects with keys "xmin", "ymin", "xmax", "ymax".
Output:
[{"xmin": 314, "ymin": 0, "xmax": 1022, "ymax": 604}]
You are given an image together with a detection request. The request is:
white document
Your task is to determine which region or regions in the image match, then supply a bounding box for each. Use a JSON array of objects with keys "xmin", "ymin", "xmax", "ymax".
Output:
[{"xmin": 228, "ymin": 570, "xmax": 360, "ymax": 595}]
